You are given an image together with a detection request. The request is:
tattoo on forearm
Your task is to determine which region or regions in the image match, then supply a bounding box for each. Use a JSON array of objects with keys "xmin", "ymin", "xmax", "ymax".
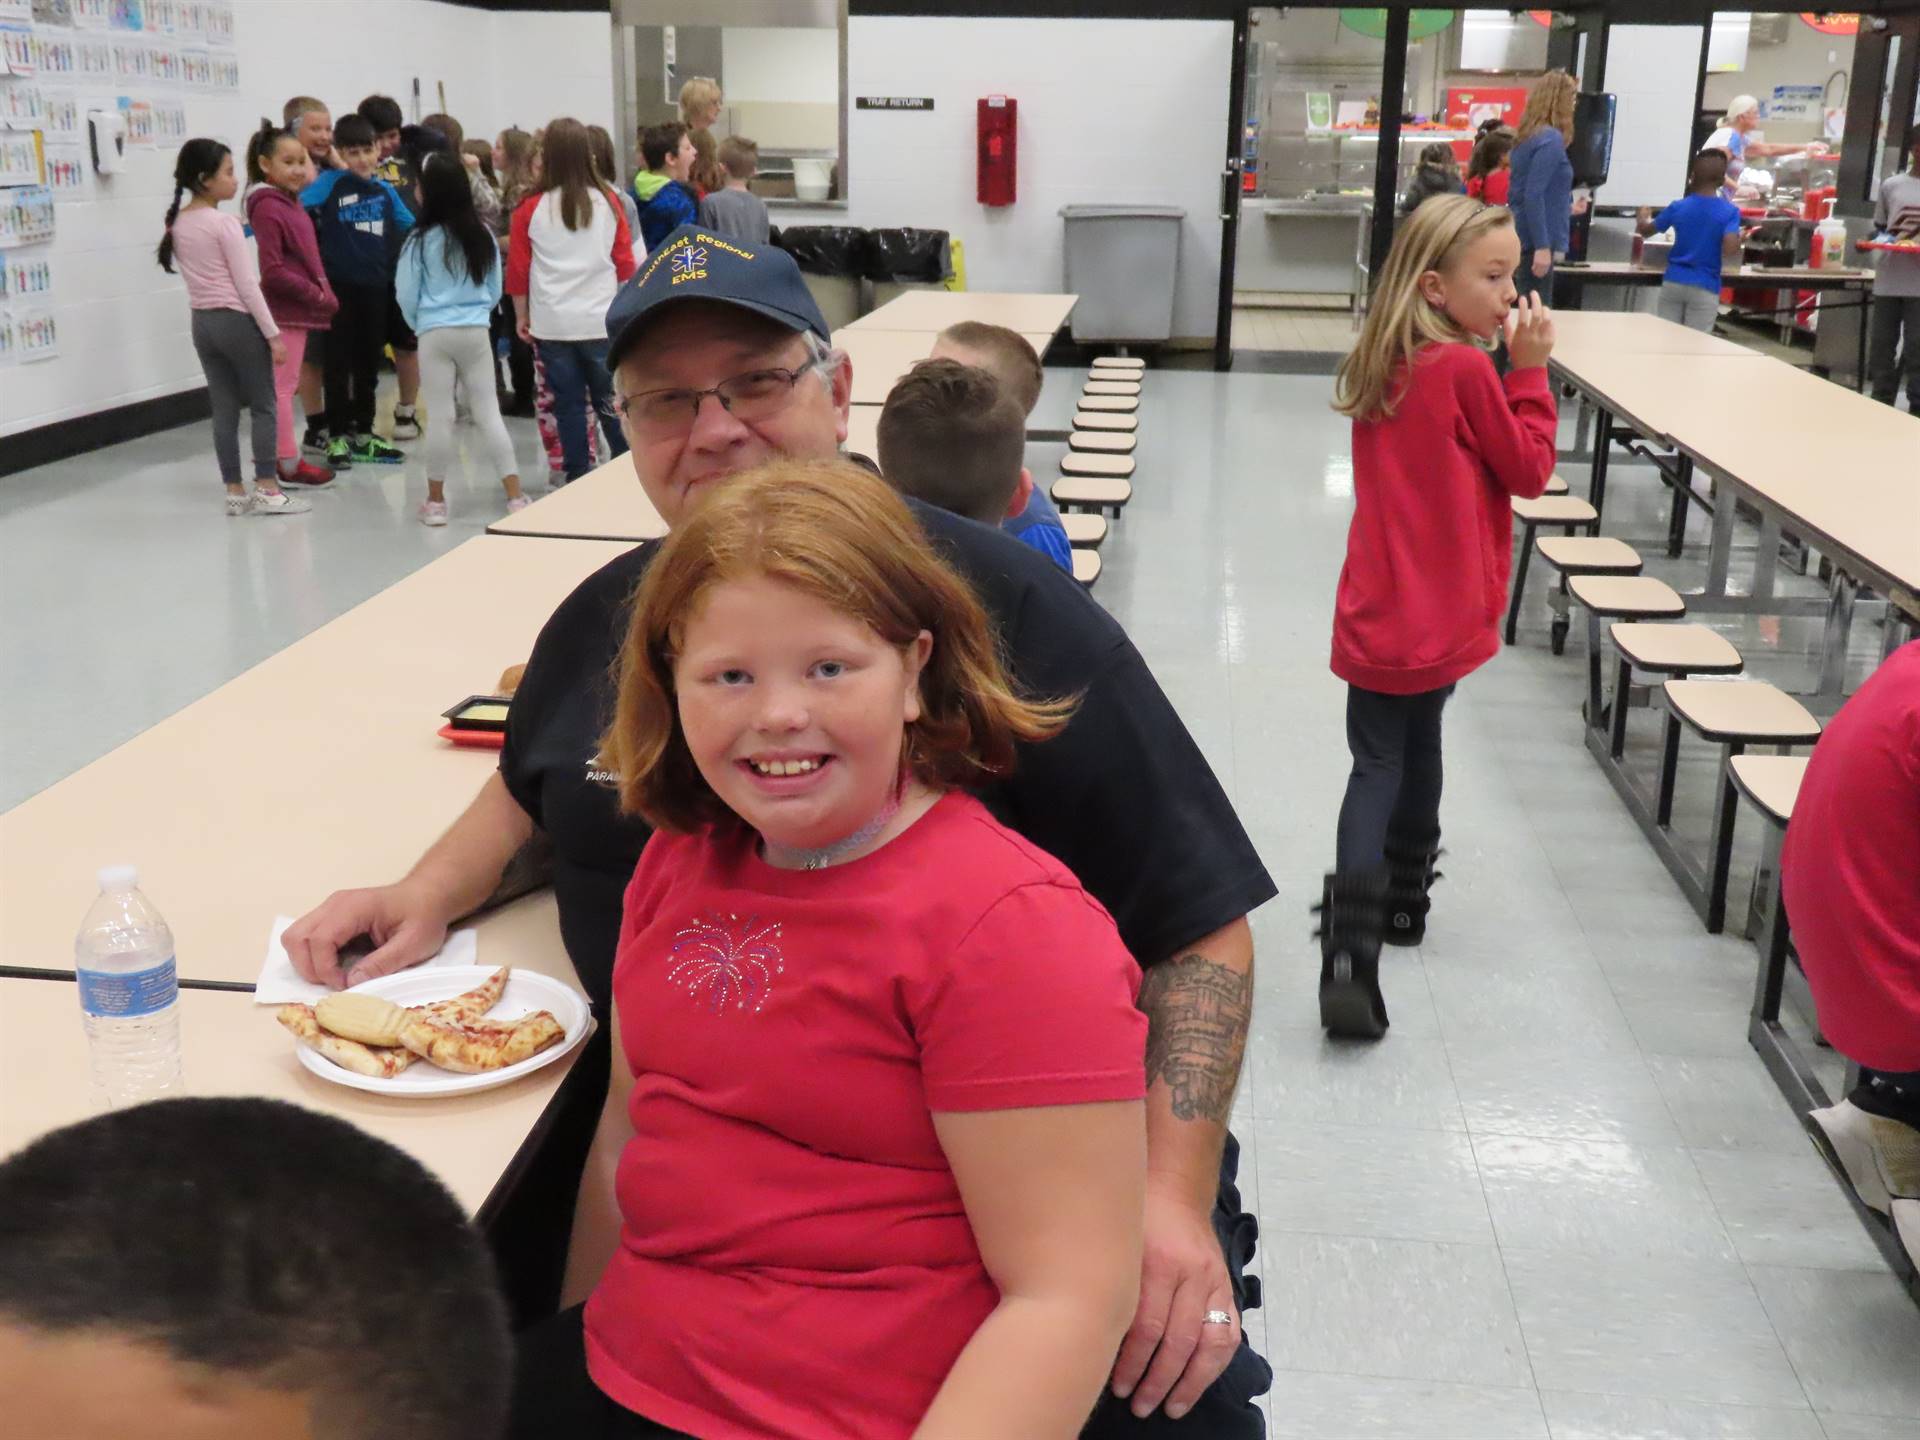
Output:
[{"xmin": 1138, "ymin": 952, "xmax": 1252, "ymax": 1125}]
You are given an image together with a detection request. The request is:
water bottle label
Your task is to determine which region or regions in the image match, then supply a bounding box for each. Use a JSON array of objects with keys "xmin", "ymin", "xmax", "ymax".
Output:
[{"xmin": 78, "ymin": 957, "xmax": 178, "ymax": 1018}]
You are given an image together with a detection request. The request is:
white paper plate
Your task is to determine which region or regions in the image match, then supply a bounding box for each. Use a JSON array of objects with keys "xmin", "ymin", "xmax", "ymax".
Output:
[{"xmin": 293, "ymin": 967, "xmax": 593, "ymax": 1098}]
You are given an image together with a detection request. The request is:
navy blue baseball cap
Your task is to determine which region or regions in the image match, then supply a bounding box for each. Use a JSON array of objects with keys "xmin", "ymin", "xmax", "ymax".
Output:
[{"xmin": 604, "ymin": 225, "xmax": 829, "ymax": 372}]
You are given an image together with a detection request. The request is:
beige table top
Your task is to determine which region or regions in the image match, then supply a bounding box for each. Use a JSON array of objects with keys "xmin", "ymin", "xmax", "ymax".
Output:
[
  {"xmin": 847, "ymin": 403, "xmax": 881, "ymax": 459},
  {"xmin": 846, "ymin": 290, "xmax": 1076, "ymax": 338},
  {"xmin": 836, "ymin": 327, "xmax": 1056, "ymax": 406},
  {"xmin": 1560, "ymin": 261, "xmax": 1874, "ymax": 287},
  {"xmin": 0, "ymin": 979, "xmax": 578, "ymax": 1220},
  {"xmin": 486, "ymin": 456, "xmax": 666, "ymax": 542},
  {"xmin": 1551, "ymin": 310, "xmax": 1765, "ymax": 359},
  {"xmin": 1551, "ymin": 346, "xmax": 1920, "ymax": 594},
  {"xmin": 0, "ymin": 536, "xmax": 631, "ymax": 986}
]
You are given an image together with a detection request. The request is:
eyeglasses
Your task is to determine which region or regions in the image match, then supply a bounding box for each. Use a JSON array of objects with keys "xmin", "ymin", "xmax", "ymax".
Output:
[{"xmin": 612, "ymin": 361, "xmax": 828, "ymax": 436}]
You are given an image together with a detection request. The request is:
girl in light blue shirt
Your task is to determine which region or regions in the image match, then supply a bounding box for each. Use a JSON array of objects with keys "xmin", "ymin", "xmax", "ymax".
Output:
[{"xmin": 398, "ymin": 153, "xmax": 525, "ymax": 524}]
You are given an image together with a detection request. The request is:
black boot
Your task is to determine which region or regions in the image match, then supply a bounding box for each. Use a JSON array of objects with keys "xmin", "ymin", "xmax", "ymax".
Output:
[
  {"xmin": 1313, "ymin": 871, "xmax": 1389, "ymax": 1039},
  {"xmin": 1382, "ymin": 835, "xmax": 1442, "ymax": 947}
]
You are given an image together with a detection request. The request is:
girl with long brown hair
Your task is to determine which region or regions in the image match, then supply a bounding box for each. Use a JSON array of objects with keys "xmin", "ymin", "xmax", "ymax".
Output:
[{"xmin": 504, "ymin": 117, "xmax": 637, "ymax": 481}]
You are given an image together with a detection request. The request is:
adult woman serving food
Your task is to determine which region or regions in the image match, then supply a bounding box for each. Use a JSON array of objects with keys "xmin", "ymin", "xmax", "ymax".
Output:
[{"xmin": 1705, "ymin": 95, "xmax": 1829, "ymax": 192}]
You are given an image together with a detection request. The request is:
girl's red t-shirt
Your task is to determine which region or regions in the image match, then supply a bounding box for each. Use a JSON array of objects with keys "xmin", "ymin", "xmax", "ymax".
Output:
[{"xmin": 583, "ymin": 790, "xmax": 1147, "ymax": 1440}]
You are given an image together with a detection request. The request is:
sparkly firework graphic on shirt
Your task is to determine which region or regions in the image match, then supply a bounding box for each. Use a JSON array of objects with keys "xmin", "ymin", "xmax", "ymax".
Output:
[{"xmin": 666, "ymin": 913, "xmax": 786, "ymax": 1014}]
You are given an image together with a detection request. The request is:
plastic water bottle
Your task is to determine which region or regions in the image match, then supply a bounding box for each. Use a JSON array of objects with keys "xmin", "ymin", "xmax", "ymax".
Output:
[{"xmin": 74, "ymin": 866, "xmax": 182, "ymax": 1107}]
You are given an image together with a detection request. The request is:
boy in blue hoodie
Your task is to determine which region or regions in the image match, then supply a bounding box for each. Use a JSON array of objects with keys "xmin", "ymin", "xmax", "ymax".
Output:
[
  {"xmin": 301, "ymin": 112, "xmax": 414, "ymax": 467},
  {"xmin": 632, "ymin": 121, "xmax": 698, "ymax": 251}
]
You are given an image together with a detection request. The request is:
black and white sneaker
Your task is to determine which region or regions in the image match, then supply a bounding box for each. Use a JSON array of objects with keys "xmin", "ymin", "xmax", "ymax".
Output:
[
  {"xmin": 301, "ymin": 428, "xmax": 329, "ymax": 461},
  {"xmin": 391, "ymin": 405, "xmax": 422, "ymax": 441}
]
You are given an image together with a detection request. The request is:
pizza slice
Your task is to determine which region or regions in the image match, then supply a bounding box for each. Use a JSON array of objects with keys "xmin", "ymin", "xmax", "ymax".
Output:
[
  {"xmin": 395, "ymin": 1008, "xmax": 566, "ymax": 1074},
  {"xmin": 277, "ymin": 1005, "xmax": 416, "ymax": 1079}
]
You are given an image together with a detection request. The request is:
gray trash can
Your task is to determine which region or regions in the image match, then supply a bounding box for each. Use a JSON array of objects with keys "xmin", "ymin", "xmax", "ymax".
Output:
[{"xmin": 1060, "ymin": 204, "xmax": 1185, "ymax": 343}]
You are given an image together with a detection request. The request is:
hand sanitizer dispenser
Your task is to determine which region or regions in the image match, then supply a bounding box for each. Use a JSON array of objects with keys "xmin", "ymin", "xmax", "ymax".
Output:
[{"xmin": 88, "ymin": 108, "xmax": 127, "ymax": 175}]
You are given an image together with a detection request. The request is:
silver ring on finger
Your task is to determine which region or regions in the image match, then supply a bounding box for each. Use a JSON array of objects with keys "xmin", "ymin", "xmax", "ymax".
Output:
[{"xmin": 1201, "ymin": 1309, "xmax": 1235, "ymax": 1326}]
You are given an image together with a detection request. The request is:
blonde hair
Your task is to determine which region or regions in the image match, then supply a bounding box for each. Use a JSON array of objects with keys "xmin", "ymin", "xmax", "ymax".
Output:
[
  {"xmin": 1516, "ymin": 70, "xmax": 1577, "ymax": 146},
  {"xmin": 679, "ymin": 77, "xmax": 722, "ymax": 126},
  {"xmin": 600, "ymin": 460, "xmax": 1073, "ymax": 835},
  {"xmin": 1333, "ymin": 195, "xmax": 1517, "ymax": 422}
]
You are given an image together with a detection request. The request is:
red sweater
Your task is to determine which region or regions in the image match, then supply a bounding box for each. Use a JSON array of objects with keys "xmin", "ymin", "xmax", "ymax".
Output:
[
  {"xmin": 1467, "ymin": 170, "xmax": 1511, "ymax": 206},
  {"xmin": 1780, "ymin": 640, "xmax": 1920, "ymax": 1071},
  {"xmin": 244, "ymin": 184, "xmax": 337, "ymax": 330},
  {"xmin": 1331, "ymin": 343, "xmax": 1557, "ymax": 694}
]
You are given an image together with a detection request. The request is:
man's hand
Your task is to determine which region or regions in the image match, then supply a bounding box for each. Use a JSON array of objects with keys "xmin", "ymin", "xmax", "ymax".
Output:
[
  {"xmin": 1109, "ymin": 1185, "xmax": 1237, "ymax": 1421},
  {"xmin": 282, "ymin": 880, "xmax": 453, "ymax": 990}
]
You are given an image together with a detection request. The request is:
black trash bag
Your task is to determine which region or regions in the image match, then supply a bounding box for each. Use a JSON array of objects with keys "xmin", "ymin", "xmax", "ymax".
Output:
[
  {"xmin": 863, "ymin": 227, "xmax": 950, "ymax": 283},
  {"xmin": 774, "ymin": 226, "xmax": 869, "ymax": 277}
]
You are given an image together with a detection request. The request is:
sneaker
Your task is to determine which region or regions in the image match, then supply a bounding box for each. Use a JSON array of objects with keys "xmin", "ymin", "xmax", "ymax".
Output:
[
  {"xmin": 390, "ymin": 406, "xmax": 421, "ymax": 442},
  {"xmin": 1808, "ymin": 1099, "xmax": 1920, "ymax": 1214},
  {"xmin": 249, "ymin": 489, "xmax": 312, "ymax": 517},
  {"xmin": 418, "ymin": 499, "xmax": 449, "ymax": 527},
  {"xmin": 352, "ymin": 435, "xmax": 405, "ymax": 465},
  {"xmin": 225, "ymin": 492, "xmax": 249, "ymax": 517},
  {"xmin": 547, "ymin": 468, "xmax": 569, "ymax": 489},
  {"xmin": 301, "ymin": 429, "xmax": 329, "ymax": 460},
  {"xmin": 325, "ymin": 437, "xmax": 354, "ymax": 471},
  {"xmin": 505, "ymin": 495, "xmax": 531, "ymax": 514},
  {"xmin": 278, "ymin": 459, "xmax": 335, "ymax": 488}
]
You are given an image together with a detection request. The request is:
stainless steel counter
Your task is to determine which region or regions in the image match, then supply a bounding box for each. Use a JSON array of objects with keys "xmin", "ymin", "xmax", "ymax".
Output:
[{"xmin": 1235, "ymin": 196, "xmax": 1372, "ymax": 299}]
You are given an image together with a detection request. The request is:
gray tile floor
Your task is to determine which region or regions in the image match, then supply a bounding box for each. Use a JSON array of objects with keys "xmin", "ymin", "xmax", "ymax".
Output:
[{"xmin": 6, "ymin": 368, "xmax": 1917, "ymax": 1437}]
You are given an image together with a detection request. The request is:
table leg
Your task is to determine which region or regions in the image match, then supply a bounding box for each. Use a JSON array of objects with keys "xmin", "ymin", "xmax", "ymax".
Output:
[
  {"xmin": 1588, "ymin": 408, "xmax": 1612, "ymax": 526},
  {"xmin": 1704, "ymin": 483, "xmax": 1737, "ymax": 601},
  {"xmin": 1751, "ymin": 514, "xmax": 1782, "ymax": 605},
  {"xmin": 1857, "ymin": 289, "xmax": 1869, "ymax": 395},
  {"xmin": 1817, "ymin": 570, "xmax": 1859, "ymax": 699}
]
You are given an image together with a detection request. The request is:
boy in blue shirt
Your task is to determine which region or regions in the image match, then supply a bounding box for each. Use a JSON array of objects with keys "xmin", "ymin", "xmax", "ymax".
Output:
[
  {"xmin": 929, "ymin": 321, "xmax": 1074, "ymax": 571},
  {"xmin": 301, "ymin": 112, "xmax": 414, "ymax": 467},
  {"xmin": 633, "ymin": 122, "xmax": 699, "ymax": 251},
  {"xmin": 1636, "ymin": 150, "xmax": 1743, "ymax": 333},
  {"xmin": 877, "ymin": 359, "xmax": 1073, "ymax": 573}
]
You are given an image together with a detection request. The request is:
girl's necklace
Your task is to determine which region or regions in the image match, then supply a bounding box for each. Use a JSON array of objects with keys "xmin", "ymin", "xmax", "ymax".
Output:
[{"xmin": 762, "ymin": 793, "xmax": 903, "ymax": 871}]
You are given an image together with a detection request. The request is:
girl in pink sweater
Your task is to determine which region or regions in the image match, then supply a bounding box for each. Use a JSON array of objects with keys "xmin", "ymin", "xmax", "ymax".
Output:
[
  {"xmin": 244, "ymin": 121, "xmax": 337, "ymax": 488},
  {"xmin": 158, "ymin": 139, "xmax": 306, "ymax": 517}
]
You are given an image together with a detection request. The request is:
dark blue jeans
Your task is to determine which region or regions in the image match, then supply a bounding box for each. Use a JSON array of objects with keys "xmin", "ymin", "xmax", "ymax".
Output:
[
  {"xmin": 1336, "ymin": 683, "xmax": 1454, "ymax": 875},
  {"xmin": 537, "ymin": 337, "xmax": 627, "ymax": 481}
]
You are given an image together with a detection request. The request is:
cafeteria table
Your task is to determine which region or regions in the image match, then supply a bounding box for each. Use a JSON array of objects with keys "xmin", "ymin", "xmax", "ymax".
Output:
[
  {"xmin": 0, "ymin": 536, "xmax": 629, "ymax": 988},
  {"xmin": 486, "ymin": 458, "xmax": 666, "ymax": 542},
  {"xmin": 0, "ymin": 976, "xmax": 580, "ymax": 1226},
  {"xmin": 845, "ymin": 290, "xmax": 1077, "ymax": 339},
  {"xmin": 836, "ymin": 327, "xmax": 1057, "ymax": 407}
]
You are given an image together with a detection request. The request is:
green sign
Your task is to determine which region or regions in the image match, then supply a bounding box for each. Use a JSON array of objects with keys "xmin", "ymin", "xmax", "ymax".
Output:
[{"xmin": 1339, "ymin": 9, "xmax": 1455, "ymax": 41}]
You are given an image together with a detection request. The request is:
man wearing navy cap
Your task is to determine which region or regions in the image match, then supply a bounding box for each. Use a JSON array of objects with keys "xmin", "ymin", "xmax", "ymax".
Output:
[{"xmin": 286, "ymin": 226, "xmax": 1276, "ymax": 1437}]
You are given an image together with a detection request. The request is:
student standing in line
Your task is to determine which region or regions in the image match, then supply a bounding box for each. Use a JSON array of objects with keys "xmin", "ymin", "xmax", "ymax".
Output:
[
  {"xmin": 678, "ymin": 75, "xmax": 726, "ymax": 196},
  {"xmin": 244, "ymin": 121, "xmax": 338, "ymax": 489},
  {"xmin": 158, "ymin": 138, "xmax": 309, "ymax": 518},
  {"xmin": 1636, "ymin": 149, "xmax": 1743, "ymax": 333},
  {"xmin": 302, "ymin": 112, "xmax": 413, "ymax": 470},
  {"xmin": 697, "ymin": 137, "xmax": 770, "ymax": 244},
  {"xmin": 507, "ymin": 117, "xmax": 636, "ymax": 483},
  {"xmin": 1508, "ymin": 70, "xmax": 1578, "ymax": 307},
  {"xmin": 1399, "ymin": 141, "xmax": 1464, "ymax": 216},
  {"xmin": 493, "ymin": 127, "xmax": 539, "ymax": 416},
  {"xmin": 588, "ymin": 124, "xmax": 643, "ymax": 251},
  {"xmin": 1320, "ymin": 195, "xmax": 1557, "ymax": 1038},
  {"xmin": 360, "ymin": 94, "xmax": 429, "ymax": 442},
  {"xmin": 1464, "ymin": 126, "xmax": 1514, "ymax": 205},
  {"xmin": 398, "ymin": 153, "xmax": 526, "ymax": 526},
  {"xmin": 1866, "ymin": 123, "xmax": 1920, "ymax": 413},
  {"xmin": 633, "ymin": 122, "xmax": 699, "ymax": 251},
  {"xmin": 283, "ymin": 94, "xmax": 338, "ymax": 459}
]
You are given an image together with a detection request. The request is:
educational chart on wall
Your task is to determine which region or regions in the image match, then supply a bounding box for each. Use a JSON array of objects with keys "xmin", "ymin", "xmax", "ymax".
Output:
[
  {"xmin": 0, "ymin": 125, "xmax": 40, "ymax": 182},
  {"xmin": 0, "ymin": 181, "xmax": 52, "ymax": 242}
]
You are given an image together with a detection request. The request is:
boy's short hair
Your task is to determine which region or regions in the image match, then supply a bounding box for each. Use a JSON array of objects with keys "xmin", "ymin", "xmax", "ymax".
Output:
[
  {"xmin": 718, "ymin": 136, "xmax": 760, "ymax": 181},
  {"xmin": 283, "ymin": 94, "xmax": 327, "ymax": 127},
  {"xmin": 333, "ymin": 113, "xmax": 376, "ymax": 152},
  {"xmin": 357, "ymin": 94, "xmax": 404, "ymax": 136},
  {"xmin": 932, "ymin": 321, "xmax": 1044, "ymax": 416},
  {"xmin": 0, "ymin": 1097, "xmax": 511, "ymax": 1440},
  {"xmin": 1690, "ymin": 148, "xmax": 1729, "ymax": 190},
  {"xmin": 877, "ymin": 359, "xmax": 1028, "ymax": 527},
  {"xmin": 641, "ymin": 121, "xmax": 689, "ymax": 172}
]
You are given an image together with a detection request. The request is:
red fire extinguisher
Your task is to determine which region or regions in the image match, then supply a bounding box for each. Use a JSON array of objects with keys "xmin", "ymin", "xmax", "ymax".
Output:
[{"xmin": 978, "ymin": 95, "xmax": 1016, "ymax": 206}]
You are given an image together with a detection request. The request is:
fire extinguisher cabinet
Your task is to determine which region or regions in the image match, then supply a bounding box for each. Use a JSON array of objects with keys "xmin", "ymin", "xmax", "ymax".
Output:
[{"xmin": 1059, "ymin": 205, "xmax": 1185, "ymax": 343}]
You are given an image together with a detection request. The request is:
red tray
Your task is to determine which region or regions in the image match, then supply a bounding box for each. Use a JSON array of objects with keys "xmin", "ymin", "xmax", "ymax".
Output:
[{"xmin": 437, "ymin": 723, "xmax": 505, "ymax": 750}]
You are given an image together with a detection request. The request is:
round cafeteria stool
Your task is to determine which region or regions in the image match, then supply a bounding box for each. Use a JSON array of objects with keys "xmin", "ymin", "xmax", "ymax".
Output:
[
  {"xmin": 1061, "ymin": 451, "xmax": 1135, "ymax": 479},
  {"xmin": 1079, "ymin": 394, "xmax": 1139, "ymax": 413},
  {"xmin": 1662, "ymin": 680, "xmax": 1821, "ymax": 933},
  {"xmin": 1598, "ymin": 621, "xmax": 1744, "ymax": 761},
  {"xmin": 1505, "ymin": 494, "xmax": 1603, "ymax": 647},
  {"xmin": 1051, "ymin": 475, "xmax": 1132, "ymax": 517},
  {"xmin": 1092, "ymin": 356, "xmax": 1146, "ymax": 372},
  {"xmin": 1072, "ymin": 549, "xmax": 1102, "ymax": 589},
  {"xmin": 1073, "ymin": 410, "xmax": 1138, "ymax": 432},
  {"xmin": 1084, "ymin": 379, "xmax": 1142, "ymax": 396},
  {"xmin": 1062, "ymin": 512, "xmax": 1108, "ymax": 548},
  {"xmin": 1069, "ymin": 430, "xmax": 1136, "ymax": 454}
]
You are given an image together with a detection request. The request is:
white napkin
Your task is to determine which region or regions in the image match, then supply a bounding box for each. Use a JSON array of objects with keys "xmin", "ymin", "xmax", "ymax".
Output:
[{"xmin": 254, "ymin": 916, "xmax": 479, "ymax": 1004}]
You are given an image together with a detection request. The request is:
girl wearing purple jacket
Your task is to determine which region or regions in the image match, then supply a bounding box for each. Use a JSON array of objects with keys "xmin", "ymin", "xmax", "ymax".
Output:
[{"xmin": 245, "ymin": 122, "xmax": 339, "ymax": 487}]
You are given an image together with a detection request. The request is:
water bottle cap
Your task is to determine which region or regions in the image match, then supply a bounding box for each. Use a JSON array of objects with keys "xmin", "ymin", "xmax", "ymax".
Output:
[{"xmin": 97, "ymin": 865, "xmax": 138, "ymax": 891}]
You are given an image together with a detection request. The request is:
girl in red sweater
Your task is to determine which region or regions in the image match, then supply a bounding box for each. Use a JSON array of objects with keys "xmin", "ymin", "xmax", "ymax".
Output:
[{"xmin": 1318, "ymin": 195, "xmax": 1558, "ymax": 1039}]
